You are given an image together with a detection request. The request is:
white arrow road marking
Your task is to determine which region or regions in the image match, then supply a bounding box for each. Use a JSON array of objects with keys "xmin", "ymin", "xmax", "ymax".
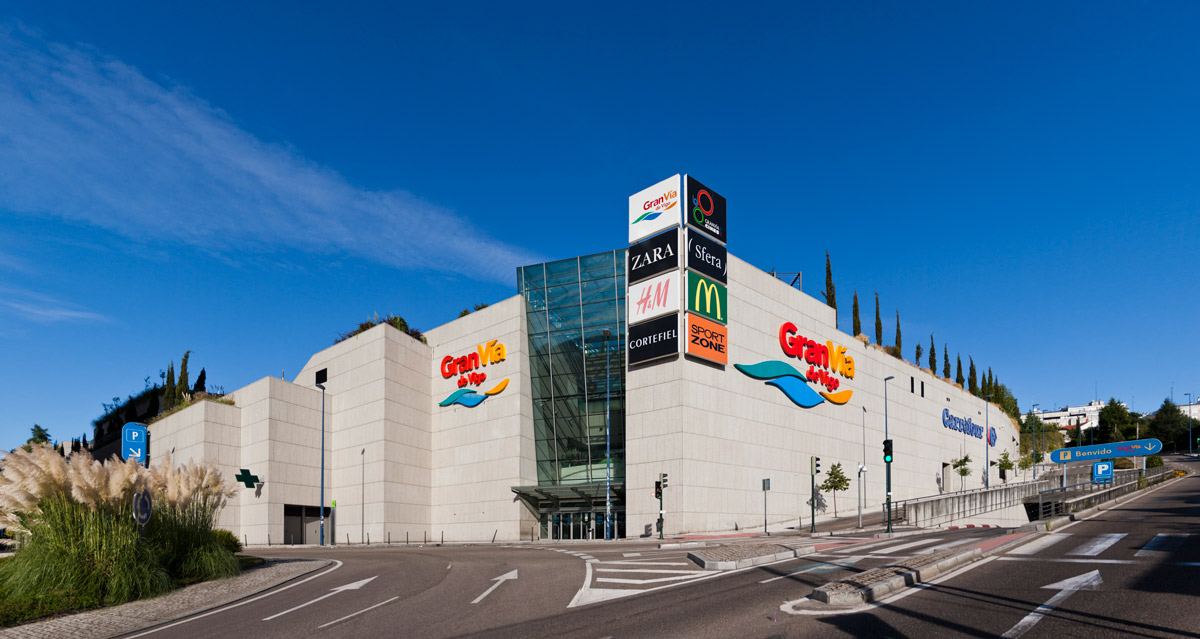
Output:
[
  {"xmin": 1001, "ymin": 570, "xmax": 1103, "ymax": 638},
  {"xmin": 263, "ymin": 576, "xmax": 377, "ymax": 621},
  {"xmin": 471, "ymin": 569, "xmax": 518, "ymax": 604},
  {"xmin": 759, "ymin": 556, "xmax": 865, "ymax": 583}
]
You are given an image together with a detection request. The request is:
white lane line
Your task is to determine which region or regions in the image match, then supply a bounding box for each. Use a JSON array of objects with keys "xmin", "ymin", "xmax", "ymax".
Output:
[
  {"xmin": 914, "ymin": 538, "xmax": 975, "ymax": 555},
  {"xmin": 123, "ymin": 560, "xmax": 344, "ymax": 637},
  {"xmin": 1067, "ymin": 533, "xmax": 1126, "ymax": 556},
  {"xmin": 623, "ymin": 552, "xmax": 643, "ymax": 557},
  {"xmin": 596, "ymin": 568, "xmax": 706, "ymax": 575},
  {"xmin": 316, "ymin": 596, "xmax": 400, "ymax": 629},
  {"xmin": 874, "ymin": 537, "xmax": 945, "ymax": 555},
  {"xmin": 759, "ymin": 557, "xmax": 865, "ymax": 584},
  {"xmin": 264, "ymin": 576, "xmax": 378, "ymax": 620},
  {"xmin": 998, "ymin": 557, "xmax": 1134, "ymax": 565},
  {"xmin": 597, "ymin": 574, "xmax": 709, "ymax": 585},
  {"xmin": 596, "ymin": 561, "xmax": 691, "ymax": 566},
  {"xmin": 1006, "ymin": 534, "xmax": 1072, "ymax": 556},
  {"xmin": 1135, "ymin": 533, "xmax": 1190, "ymax": 558}
]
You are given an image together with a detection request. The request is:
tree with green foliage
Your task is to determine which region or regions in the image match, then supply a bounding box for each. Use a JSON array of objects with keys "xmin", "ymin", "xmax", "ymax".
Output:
[
  {"xmin": 929, "ymin": 335, "xmax": 936, "ymax": 371},
  {"xmin": 951, "ymin": 453, "xmax": 972, "ymax": 490},
  {"xmin": 943, "ymin": 349, "xmax": 950, "ymax": 378},
  {"xmin": 915, "ymin": 343, "xmax": 923, "ymax": 368},
  {"xmin": 164, "ymin": 362, "xmax": 176, "ymax": 411},
  {"xmin": 894, "ymin": 310, "xmax": 902, "ymax": 358},
  {"xmin": 852, "ymin": 291, "xmax": 861, "ymax": 337},
  {"xmin": 336, "ymin": 313, "xmax": 426, "ymax": 344},
  {"xmin": 874, "ymin": 293, "xmax": 882, "ymax": 345},
  {"xmin": 458, "ymin": 303, "xmax": 491, "ymax": 318},
  {"xmin": 27, "ymin": 424, "xmax": 51, "ymax": 445},
  {"xmin": 819, "ymin": 462, "xmax": 851, "ymax": 517},
  {"xmin": 177, "ymin": 350, "xmax": 191, "ymax": 406},
  {"xmin": 1147, "ymin": 399, "xmax": 1188, "ymax": 451},
  {"xmin": 823, "ymin": 253, "xmax": 837, "ymax": 328},
  {"xmin": 955, "ymin": 355, "xmax": 964, "ymax": 386},
  {"xmin": 997, "ymin": 450, "xmax": 1015, "ymax": 483},
  {"xmin": 1098, "ymin": 398, "xmax": 1132, "ymax": 444},
  {"xmin": 1017, "ymin": 453, "xmax": 1034, "ymax": 480},
  {"xmin": 193, "ymin": 368, "xmax": 207, "ymax": 395},
  {"xmin": 968, "ymin": 357, "xmax": 978, "ymax": 395}
]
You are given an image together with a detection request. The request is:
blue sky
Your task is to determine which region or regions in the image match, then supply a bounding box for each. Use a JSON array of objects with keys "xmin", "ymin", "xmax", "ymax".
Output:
[{"xmin": 2, "ymin": 2, "xmax": 1198, "ymax": 449}]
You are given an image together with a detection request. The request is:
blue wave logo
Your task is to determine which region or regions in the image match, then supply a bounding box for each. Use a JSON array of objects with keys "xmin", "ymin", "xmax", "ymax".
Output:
[
  {"xmin": 734, "ymin": 361, "xmax": 825, "ymax": 408},
  {"xmin": 439, "ymin": 389, "xmax": 487, "ymax": 407}
]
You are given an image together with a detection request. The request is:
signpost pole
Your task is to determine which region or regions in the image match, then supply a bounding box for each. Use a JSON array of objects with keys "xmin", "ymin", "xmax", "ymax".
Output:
[{"xmin": 810, "ymin": 473, "xmax": 816, "ymax": 533}]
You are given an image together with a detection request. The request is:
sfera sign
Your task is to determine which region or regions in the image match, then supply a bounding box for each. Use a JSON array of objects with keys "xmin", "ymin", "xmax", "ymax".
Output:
[
  {"xmin": 628, "ymin": 271, "xmax": 680, "ymax": 324},
  {"xmin": 687, "ymin": 229, "xmax": 726, "ymax": 283},
  {"xmin": 942, "ymin": 409, "xmax": 991, "ymax": 445},
  {"xmin": 685, "ymin": 176, "xmax": 726, "ymax": 244},
  {"xmin": 628, "ymin": 313, "xmax": 679, "ymax": 365},
  {"xmin": 628, "ymin": 229, "xmax": 678, "ymax": 284},
  {"xmin": 629, "ymin": 175, "xmax": 682, "ymax": 243}
]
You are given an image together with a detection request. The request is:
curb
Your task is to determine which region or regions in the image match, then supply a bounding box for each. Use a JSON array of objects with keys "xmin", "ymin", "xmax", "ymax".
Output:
[
  {"xmin": 812, "ymin": 548, "xmax": 982, "ymax": 605},
  {"xmin": 660, "ymin": 541, "xmax": 711, "ymax": 549},
  {"xmin": 688, "ymin": 545, "xmax": 815, "ymax": 571}
]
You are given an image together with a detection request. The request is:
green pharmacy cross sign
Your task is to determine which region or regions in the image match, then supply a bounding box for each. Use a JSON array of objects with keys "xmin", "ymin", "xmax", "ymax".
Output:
[{"xmin": 234, "ymin": 469, "xmax": 261, "ymax": 489}]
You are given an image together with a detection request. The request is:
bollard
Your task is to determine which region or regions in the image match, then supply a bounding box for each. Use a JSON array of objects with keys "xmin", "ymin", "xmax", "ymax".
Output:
[
  {"xmin": 492, "ymin": 529, "xmax": 497, "ymax": 544},
  {"xmin": 367, "ymin": 532, "xmax": 370, "ymax": 545},
  {"xmin": 441, "ymin": 531, "xmax": 444, "ymax": 545},
  {"xmin": 347, "ymin": 533, "xmax": 350, "ymax": 546},
  {"xmin": 388, "ymin": 531, "xmax": 391, "ymax": 545},
  {"xmin": 244, "ymin": 534, "xmax": 248, "ymax": 548},
  {"xmin": 267, "ymin": 534, "xmax": 271, "ymax": 547},
  {"xmin": 531, "ymin": 525, "xmax": 535, "ymax": 542},
  {"xmin": 424, "ymin": 531, "xmax": 427, "ymax": 544}
]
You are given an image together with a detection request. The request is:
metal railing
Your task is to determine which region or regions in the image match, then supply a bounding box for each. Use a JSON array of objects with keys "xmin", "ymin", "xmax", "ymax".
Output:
[
  {"xmin": 1034, "ymin": 466, "xmax": 1174, "ymax": 520},
  {"xmin": 883, "ymin": 477, "xmax": 1048, "ymax": 526}
]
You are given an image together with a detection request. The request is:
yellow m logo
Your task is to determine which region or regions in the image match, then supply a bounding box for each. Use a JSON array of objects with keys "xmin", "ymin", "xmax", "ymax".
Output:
[{"xmin": 693, "ymin": 278, "xmax": 723, "ymax": 320}]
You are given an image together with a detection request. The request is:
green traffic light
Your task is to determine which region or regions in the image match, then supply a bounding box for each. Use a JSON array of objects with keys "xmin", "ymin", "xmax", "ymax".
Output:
[{"xmin": 884, "ymin": 454, "xmax": 893, "ymax": 463}]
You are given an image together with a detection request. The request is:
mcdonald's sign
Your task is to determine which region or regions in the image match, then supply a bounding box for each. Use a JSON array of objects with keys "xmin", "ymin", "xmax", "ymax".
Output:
[{"xmin": 687, "ymin": 271, "xmax": 727, "ymax": 324}]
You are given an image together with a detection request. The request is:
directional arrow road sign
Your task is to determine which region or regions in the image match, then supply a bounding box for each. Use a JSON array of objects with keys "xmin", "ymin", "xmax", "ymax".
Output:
[
  {"xmin": 262, "ymin": 576, "xmax": 377, "ymax": 621},
  {"xmin": 471, "ymin": 569, "xmax": 518, "ymax": 604},
  {"xmin": 1001, "ymin": 570, "xmax": 1103, "ymax": 638}
]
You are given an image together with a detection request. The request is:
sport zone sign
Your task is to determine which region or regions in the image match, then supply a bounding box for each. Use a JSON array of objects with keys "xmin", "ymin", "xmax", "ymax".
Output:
[
  {"xmin": 686, "ymin": 313, "xmax": 727, "ymax": 365},
  {"xmin": 687, "ymin": 271, "xmax": 727, "ymax": 324}
]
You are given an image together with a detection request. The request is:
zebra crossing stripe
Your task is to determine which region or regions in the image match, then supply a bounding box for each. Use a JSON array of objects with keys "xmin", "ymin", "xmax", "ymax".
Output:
[
  {"xmin": 1067, "ymin": 533, "xmax": 1126, "ymax": 556},
  {"xmin": 874, "ymin": 537, "xmax": 945, "ymax": 555},
  {"xmin": 832, "ymin": 539, "xmax": 899, "ymax": 554},
  {"xmin": 1008, "ymin": 534, "xmax": 1072, "ymax": 556},
  {"xmin": 1135, "ymin": 534, "xmax": 1190, "ymax": 558},
  {"xmin": 915, "ymin": 538, "xmax": 975, "ymax": 555}
]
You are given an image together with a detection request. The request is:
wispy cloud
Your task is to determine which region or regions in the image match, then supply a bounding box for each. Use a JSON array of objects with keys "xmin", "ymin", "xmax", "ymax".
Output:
[
  {"xmin": 0, "ymin": 287, "xmax": 107, "ymax": 323},
  {"xmin": 0, "ymin": 23, "xmax": 540, "ymax": 284}
]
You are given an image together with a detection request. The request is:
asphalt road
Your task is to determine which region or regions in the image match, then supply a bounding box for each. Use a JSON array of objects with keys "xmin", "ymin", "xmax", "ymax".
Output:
[{"xmin": 117, "ymin": 458, "xmax": 1197, "ymax": 639}]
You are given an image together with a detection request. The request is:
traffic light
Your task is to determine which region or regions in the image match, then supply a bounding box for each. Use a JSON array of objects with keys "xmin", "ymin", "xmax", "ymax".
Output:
[
  {"xmin": 811, "ymin": 456, "xmax": 821, "ymax": 474},
  {"xmin": 883, "ymin": 439, "xmax": 894, "ymax": 463},
  {"xmin": 654, "ymin": 480, "xmax": 662, "ymax": 499},
  {"xmin": 660, "ymin": 473, "xmax": 669, "ymax": 489}
]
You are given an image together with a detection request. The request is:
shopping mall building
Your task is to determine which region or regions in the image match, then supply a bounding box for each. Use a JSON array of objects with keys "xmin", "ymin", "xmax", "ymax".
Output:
[{"xmin": 146, "ymin": 174, "xmax": 1019, "ymax": 544}]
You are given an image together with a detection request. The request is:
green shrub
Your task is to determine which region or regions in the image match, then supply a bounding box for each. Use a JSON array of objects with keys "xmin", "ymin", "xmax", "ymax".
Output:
[
  {"xmin": 212, "ymin": 529, "xmax": 243, "ymax": 555},
  {"xmin": 1147, "ymin": 455, "xmax": 1164, "ymax": 468},
  {"xmin": 1114, "ymin": 458, "xmax": 1134, "ymax": 469},
  {"xmin": 0, "ymin": 588, "xmax": 103, "ymax": 627}
]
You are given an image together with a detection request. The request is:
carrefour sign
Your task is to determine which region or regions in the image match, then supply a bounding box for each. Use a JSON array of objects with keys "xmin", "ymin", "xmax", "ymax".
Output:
[{"xmin": 942, "ymin": 409, "xmax": 994, "ymax": 446}]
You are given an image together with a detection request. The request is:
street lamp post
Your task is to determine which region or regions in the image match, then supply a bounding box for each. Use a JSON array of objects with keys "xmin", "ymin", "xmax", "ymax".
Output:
[
  {"xmin": 859, "ymin": 406, "xmax": 866, "ymax": 529},
  {"xmin": 884, "ymin": 375, "xmax": 895, "ymax": 533},
  {"xmin": 315, "ymin": 369, "xmax": 327, "ymax": 546},
  {"xmin": 603, "ymin": 329, "xmax": 612, "ymax": 541},
  {"xmin": 1031, "ymin": 403, "xmax": 1039, "ymax": 480},
  {"xmin": 361, "ymin": 448, "xmax": 365, "ymax": 544},
  {"xmin": 1187, "ymin": 393, "xmax": 1193, "ymax": 456}
]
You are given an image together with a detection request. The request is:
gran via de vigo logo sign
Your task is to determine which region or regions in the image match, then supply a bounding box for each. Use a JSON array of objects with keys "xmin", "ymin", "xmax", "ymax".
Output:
[
  {"xmin": 735, "ymin": 322, "xmax": 855, "ymax": 408},
  {"xmin": 438, "ymin": 339, "xmax": 510, "ymax": 407}
]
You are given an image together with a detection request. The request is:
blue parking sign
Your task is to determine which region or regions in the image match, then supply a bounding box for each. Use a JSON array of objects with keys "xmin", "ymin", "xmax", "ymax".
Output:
[
  {"xmin": 1092, "ymin": 460, "xmax": 1114, "ymax": 484},
  {"xmin": 122, "ymin": 422, "xmax": 148, "ymax": 464}
]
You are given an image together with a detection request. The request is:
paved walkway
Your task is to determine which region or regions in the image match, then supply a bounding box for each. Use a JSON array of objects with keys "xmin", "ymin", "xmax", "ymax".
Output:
[{"xmin": 0, "ymin": 558, "xmax": 329, "ymax": 639}]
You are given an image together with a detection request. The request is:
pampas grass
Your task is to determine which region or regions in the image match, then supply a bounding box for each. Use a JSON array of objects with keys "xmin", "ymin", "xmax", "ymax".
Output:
[{"xmin": 0, "ymin": 444, "xmax": 239, "ymax": 607}]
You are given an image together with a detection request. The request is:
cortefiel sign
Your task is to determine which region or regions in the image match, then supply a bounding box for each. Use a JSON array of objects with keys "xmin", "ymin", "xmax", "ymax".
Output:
[
  {"xmin": 629, "ymin": 175, "xmax": 682, "ymax": 243},
  {"xmin": 687, "ymin": 229, "xmax": 727, "ymax": 283},
  {"xmin": 685, "ymin": 176, "xmax": 726, "ymax": 244},
  {"xmin": 628, "ymin": 313, "xmax": 679, "ymax": 366},
  {"xmin": 627, "ymin": 271, "xmax": 680, "ymax": 324},
  {"xmin": 686, "ymin": 313, "xmax": 727, "ymax": 365},
  {"xmin": 687, "ymin": 271, "xmax": 727, "ymax": 324},
  {"xmin": 628, "ymin": 229, "xmax": 678, "ymax": 284}
]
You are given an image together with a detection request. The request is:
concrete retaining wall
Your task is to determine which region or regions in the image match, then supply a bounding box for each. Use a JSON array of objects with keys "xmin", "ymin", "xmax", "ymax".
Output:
[{"xmin": 904, "ymin": 481, "xmax": 1049, "ymax": 527}]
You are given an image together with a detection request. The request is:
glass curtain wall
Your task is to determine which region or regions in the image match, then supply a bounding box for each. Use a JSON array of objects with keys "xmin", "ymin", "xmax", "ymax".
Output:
[{"xmin": 518, "ymin": 251, "xmax": 626, "ymax": 489}]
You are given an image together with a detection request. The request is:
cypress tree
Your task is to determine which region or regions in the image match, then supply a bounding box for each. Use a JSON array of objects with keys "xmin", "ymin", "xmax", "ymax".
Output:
[
  {"xmin": 894, "ymin": 310, "xmax": 902, "ymax": 356},
  {"xmin": 164, "ymin": 362, "xmax": 176, "ymax": 411},
  {"xmin": 874, "ymin": 293, "xmax": 882, "ymax": 345},
  {"xmin": 852, "ymin": 291, "xmax": 861, "ymax": 337},
  {"xmin": 943, "ymin": 349, "xmax": 951, "ymax": 378},
  {"xmin": 193, "ymin": 368, "xmax": 207, "ymax": 394},
  {"xmin": 956, "ymin": 355, "xmax": 964, "ymax": 386},
  {"xmin": 929, "ymin": 335, "xmax": 936, "ymax": 371},
  {"xmin": 823, "ymin": 252, "xmax": 837, "ymax": 328},
  {"xmin": 915, "ymin": 343, "xmax": 923, "ymax": 367},
  {"xmin": 178, "ymin": 350, "xmax": 191, "ymax": 404},
  {"xmin": 968, "ymin": 357, "xmax": 978, "ymax": 395}
]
